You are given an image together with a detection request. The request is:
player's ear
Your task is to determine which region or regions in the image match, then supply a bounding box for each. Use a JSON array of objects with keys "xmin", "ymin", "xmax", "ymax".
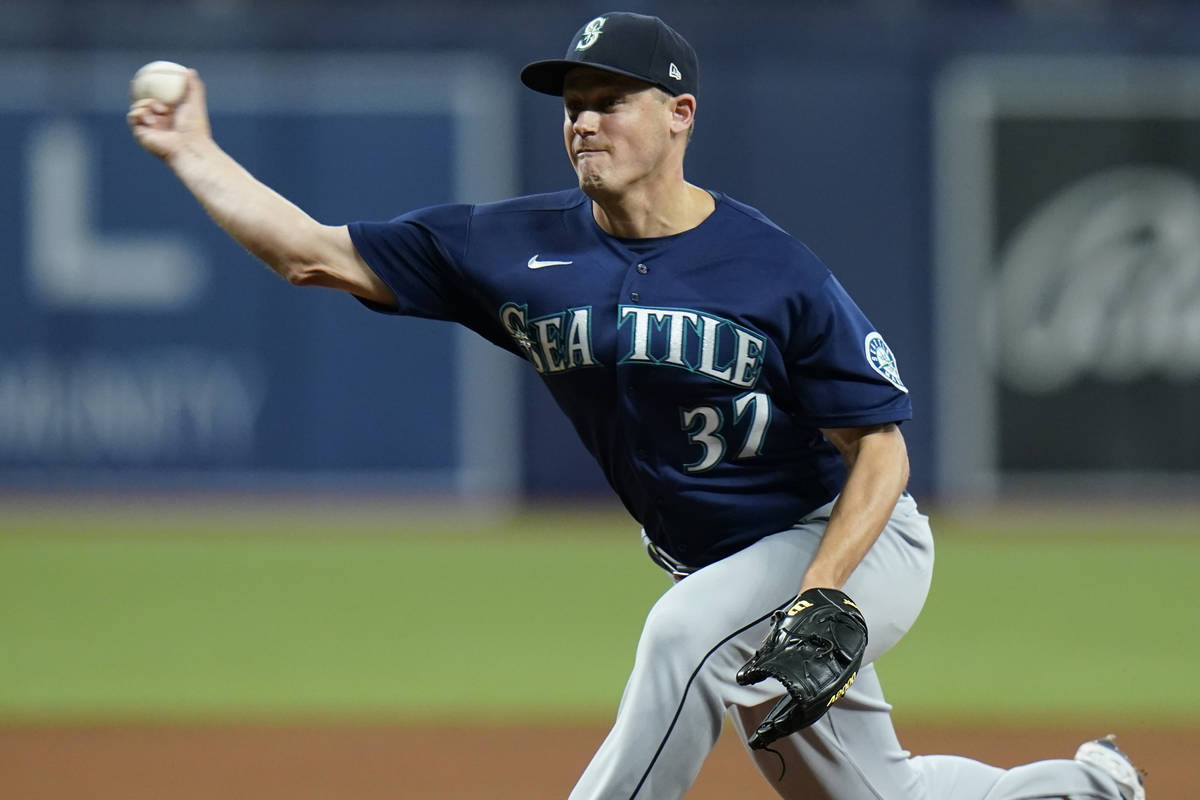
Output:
[{"xmin": 669, "ymin": 94, "xmax": 696, "ymax": 137}]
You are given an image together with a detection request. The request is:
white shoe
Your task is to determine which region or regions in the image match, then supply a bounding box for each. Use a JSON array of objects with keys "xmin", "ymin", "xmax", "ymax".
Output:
[{"xmin": 1074, "ymin": 734, "xmax": 1146, "ymax": 800}]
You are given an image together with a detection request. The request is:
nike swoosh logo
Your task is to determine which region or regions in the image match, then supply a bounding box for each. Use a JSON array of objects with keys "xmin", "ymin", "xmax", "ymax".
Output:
[{"xmin": 527, "ymin": 255, "xmax": 574, "ymax": 269}]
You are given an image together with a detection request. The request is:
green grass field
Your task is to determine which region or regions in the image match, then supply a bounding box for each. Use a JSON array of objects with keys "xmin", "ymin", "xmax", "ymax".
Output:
[{"xmin": 1, "ymin": 501, "xmax": 1196, "ymax": 726}]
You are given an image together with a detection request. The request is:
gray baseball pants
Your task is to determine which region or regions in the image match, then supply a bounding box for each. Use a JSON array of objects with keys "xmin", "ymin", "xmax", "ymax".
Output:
[{"xmin": 568, "ymin": 493, "xmax": 1125, "ymax": 800}]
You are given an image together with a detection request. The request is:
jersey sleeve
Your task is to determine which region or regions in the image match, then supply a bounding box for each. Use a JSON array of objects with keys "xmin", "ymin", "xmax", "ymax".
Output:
[
  {"xmin": 786, "ymin": 272, "xmax": 912, "ymax": 428},
  {"xmin": 347, "ymin": 203, "xmax": 472, "ymax": 321}
]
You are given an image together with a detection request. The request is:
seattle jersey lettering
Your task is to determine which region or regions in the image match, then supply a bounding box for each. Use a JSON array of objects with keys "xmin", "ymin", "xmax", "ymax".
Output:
[
  {"xmin": 618, "ymin": 305, "xmax": 765, "ymax": 389},
  {"xmin": 499, "ymin": 302, "xmax": 767, "ymax": 389},
  {"xmin": 500, "ymin": 302, "xmax": 599, "ymax": 374}
]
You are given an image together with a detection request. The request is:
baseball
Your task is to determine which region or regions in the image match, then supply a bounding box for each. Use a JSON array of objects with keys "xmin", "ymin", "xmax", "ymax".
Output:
[{"xmin": 131, "ymin": 60, "xmax": 189, "ymax": 105}]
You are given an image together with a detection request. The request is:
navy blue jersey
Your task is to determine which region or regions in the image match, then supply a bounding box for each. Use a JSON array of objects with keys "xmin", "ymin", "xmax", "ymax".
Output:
[{"xmin": 349, "ymin": 189, "xmax": 910, "ymax": 567}]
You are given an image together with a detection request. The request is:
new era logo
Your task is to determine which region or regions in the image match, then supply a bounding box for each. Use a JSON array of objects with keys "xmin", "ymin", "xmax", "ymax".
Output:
[{"xmin": 668, "ymin": 63, "xmax": 682, "ymax": 81}]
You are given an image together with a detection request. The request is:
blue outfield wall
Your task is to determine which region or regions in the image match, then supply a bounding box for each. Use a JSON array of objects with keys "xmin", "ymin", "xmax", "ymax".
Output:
[
  {"xmin": 0, "ymin": 53, "xmax": 521, "ymax": 496},
  {"xmin": 3, "ymin": 2, "xmax": 1199, "ymax": 503}
]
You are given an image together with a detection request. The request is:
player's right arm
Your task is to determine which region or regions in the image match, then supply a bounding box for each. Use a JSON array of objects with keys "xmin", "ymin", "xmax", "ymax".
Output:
[{"xmin": 126, "ymin": 70, "xmax": 395, "ymax": 307}]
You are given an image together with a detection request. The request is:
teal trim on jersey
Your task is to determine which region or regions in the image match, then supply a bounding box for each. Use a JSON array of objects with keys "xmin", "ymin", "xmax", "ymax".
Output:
[
  {"xmin": 616, "ymin": 304, "xmax": 766, "ymax": 390},
  {"xmin": 498, "ymin": 301, "xmax": 603, "ymax": 375}
]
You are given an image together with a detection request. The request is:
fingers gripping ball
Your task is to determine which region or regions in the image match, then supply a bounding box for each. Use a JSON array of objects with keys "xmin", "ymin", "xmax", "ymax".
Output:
[
  {"xmin": 736, "ymin": 588, "xmax": 868, "ymax": 749},
  {"xmin": 131, "ymin": 60, "xmax": 189, "ymax": 105}
]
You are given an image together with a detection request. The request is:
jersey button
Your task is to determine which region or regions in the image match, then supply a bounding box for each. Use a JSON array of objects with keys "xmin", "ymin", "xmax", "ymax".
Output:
[
  {"xmin": 636, "ymin": 263, "xmax": 649, "ymax": 274},
  {"xmin": 630, "ymin": 291, "xmax": 641, "ymax": 302}
]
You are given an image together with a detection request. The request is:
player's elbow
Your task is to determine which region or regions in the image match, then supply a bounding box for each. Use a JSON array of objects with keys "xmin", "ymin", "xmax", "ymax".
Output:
[
  {"xmin": 273, "ymin": 237, "xmax": 345, "ymax": 288},
  {"xmin": 280, "ymin": 259, "xmax": 321, "ymax": 286},
  {"xmin": 258, "ymin": 223, "xmax": 341, "ymax": 285},
  {"xmin": 280, "ymin": 259, "xmax": 340, "ymax": 289},
  {"xmin": 278, "ymin": 256, "xmax": 394, "ymax": 307},
  {"xmin": 242, "ymin": 236, "xmax": 327, "ymax": 287}
]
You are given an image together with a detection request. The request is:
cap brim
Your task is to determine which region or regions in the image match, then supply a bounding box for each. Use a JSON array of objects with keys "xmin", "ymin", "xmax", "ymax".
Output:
[{"xmin": 519, "ymin": 59, "xmax": 665, "ymax": 96}]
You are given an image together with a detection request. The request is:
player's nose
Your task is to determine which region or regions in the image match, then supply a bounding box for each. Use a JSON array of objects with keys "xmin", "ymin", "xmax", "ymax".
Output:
[{"xmin": 572, "ymin": 109, "xmax": 600, "ymax": 136}]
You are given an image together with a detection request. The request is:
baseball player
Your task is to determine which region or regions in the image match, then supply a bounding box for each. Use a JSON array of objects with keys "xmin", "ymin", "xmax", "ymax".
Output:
[{"xmin": 127, "ymin": 11, "xmax": 1145, "ymax": 800}]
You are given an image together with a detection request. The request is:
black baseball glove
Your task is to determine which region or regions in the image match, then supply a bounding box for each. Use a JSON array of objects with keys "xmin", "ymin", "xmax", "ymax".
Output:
[{"xmin": 735, "ymin": 587, "xmax": 868, "ymax": 749}]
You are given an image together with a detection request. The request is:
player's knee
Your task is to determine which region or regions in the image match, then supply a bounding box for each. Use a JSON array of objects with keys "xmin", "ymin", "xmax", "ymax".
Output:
[
  {"xmin": 637, "ymin": 588, "xmax": 734, "ymax": 667},
  {"xmin": 636, "ymin": 595, "xmax": 699, "ymax": 659}
]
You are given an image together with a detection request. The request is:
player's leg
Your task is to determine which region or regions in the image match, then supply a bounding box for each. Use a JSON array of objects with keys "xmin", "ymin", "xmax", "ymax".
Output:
[
  {"xmin": 731, "ymin": 664, "xmax": 924, "ymax": 799},
  {"xmin": 567, "ymin": 495, "xmax": 933, "ymax": 800},
  {"xmin": 727, "ymin": 492, "xmax": 936, "ymax": 799},
  {"xmin": 733, "ymin": 669, "xmax": 1125, "ymax": 800},
  {"xmin": 728, "ymin": 496, "xmax": 1129, "ymax": 800},
  {"xmin": 913, "ymin": 754, "xmax": 1132, "ymax": 799},
  {"xmin": 566, "ymin": 543, "xmax": 768, "ymax": 800}
]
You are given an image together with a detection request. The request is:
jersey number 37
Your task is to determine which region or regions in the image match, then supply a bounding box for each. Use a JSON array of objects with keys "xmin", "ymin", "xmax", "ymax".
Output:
[{"xmin": 680, "ymin": 391, "xmax": 769, "ymax": 472}]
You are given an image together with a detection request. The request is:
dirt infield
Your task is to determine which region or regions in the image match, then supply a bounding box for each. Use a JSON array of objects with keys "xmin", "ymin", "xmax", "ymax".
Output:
[{"xmin": 0, "ymin": 722, "xmax": 1188, "ymax": 798}]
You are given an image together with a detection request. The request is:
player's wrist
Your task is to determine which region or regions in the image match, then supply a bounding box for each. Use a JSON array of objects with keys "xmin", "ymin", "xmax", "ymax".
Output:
[
  {"xmin": 164, "ymin": 133, "xmax": 219, "ymax": 172},
  {"xmin": 798, "ymin": 570, "xmax": 848, "ymax": 594}
]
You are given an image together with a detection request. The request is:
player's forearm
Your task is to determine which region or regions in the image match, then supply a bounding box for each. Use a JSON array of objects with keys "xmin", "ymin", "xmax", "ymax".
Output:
[
  {"xmin": 166, "ymin": 137, "xmax": 331, "ymax": 283},
  {"xmin": 801, "ymin": 425, "xmax": 909, "ymax": 591}
]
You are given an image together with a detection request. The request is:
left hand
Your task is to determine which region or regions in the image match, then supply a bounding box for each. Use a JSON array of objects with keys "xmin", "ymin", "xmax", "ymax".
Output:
[{"xmin": 735, "ymin": 587, "xmax": 868, "ymax": 749}]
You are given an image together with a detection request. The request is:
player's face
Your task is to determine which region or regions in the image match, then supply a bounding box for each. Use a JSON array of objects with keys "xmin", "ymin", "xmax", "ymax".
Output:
[{"xmin": 561, "ymin": 69, "xmax": 675, "ymax": 197}]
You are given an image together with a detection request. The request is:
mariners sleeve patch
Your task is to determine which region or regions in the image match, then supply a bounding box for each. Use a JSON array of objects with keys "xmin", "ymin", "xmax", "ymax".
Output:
[{"xmin": 864, "ymin": 332, "xmax": 908, "ymax": 393}]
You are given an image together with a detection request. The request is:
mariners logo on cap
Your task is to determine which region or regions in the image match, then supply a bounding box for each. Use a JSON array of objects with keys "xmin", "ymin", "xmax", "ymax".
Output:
[
  {"xmin": 864, "ymin": 332, "xmax": 907, "ymax": 392},
  {"xmin": 576, "ymin": 16, "xmax": 606, "ymax": 51}
]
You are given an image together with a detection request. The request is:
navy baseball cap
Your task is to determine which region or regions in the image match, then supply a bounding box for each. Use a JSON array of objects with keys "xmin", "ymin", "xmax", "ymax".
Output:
[{"xmin": 520, "ymin": 12, "xmax": 698, "ymax": 97}]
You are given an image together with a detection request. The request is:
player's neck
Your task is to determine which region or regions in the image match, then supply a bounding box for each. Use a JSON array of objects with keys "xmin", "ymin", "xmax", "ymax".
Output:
[{"xmin": 589, "ymin": 181, "xmax": 714, "ymax": 239}]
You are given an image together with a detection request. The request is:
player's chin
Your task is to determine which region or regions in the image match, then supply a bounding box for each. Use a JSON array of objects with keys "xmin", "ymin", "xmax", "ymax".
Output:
[{"xmin": 577, "ymin": 172, "xmax": 609, "ymax": 195}]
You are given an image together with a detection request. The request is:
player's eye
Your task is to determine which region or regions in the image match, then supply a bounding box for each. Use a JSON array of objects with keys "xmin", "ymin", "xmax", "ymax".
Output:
[{"xmin": 564, "ymin": 92, "xmax": 624, "ymax": 122}]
